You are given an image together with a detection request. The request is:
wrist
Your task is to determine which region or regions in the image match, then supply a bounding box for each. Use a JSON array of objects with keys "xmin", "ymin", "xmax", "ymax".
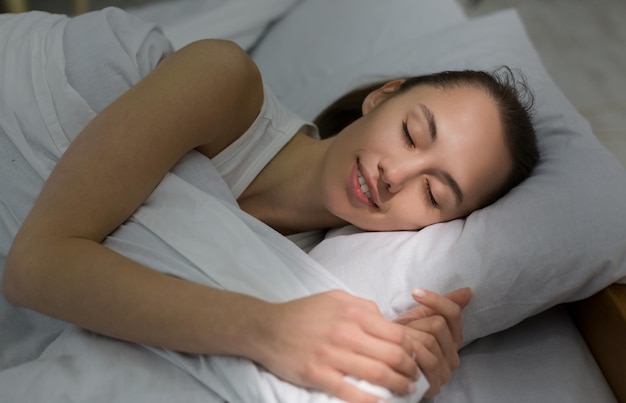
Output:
[{"xmin": 213, "ymin": 293, "xmax": 277, "ymax": 363}]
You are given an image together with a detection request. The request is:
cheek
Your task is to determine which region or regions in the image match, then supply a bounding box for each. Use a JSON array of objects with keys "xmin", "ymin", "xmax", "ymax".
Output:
[
  {"xmin": 342, "ymin": 114, "xmax": 394, "ymax": 146},
  {"xmin": 382, "ymin": 197, "xmax": 434, "ymax": 231},
  {"xmin": 320, "ymin": 168, "xmax": 346, "ymax": 212}
]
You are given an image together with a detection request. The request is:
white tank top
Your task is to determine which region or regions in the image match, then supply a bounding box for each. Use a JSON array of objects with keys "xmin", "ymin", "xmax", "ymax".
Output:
[
  {"xmin": 212, "ymin": 85, "xmax": 318, "ymax": 199},
  {"xmin": 211, "ymin": 85, "xmax": 324, "ymax": 251}
]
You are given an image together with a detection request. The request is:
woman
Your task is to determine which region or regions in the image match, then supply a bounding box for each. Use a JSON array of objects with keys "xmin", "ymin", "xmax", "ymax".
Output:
[{"xmin": 2, "ymin": 30, "xmax": 537, "ymax": 402}]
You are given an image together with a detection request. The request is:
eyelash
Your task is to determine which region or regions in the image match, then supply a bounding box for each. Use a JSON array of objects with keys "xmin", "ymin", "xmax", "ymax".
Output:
[
  {"xmin": 425, "ymin": 179, "xmax": 439, "ymax": 209},
  {"xmin": 401, "ymin": 120, "xmax": 415, "ymax": 148},
  {"xmin": 403, "ymin": 121, "xmax": 438, "ymax": 208}
]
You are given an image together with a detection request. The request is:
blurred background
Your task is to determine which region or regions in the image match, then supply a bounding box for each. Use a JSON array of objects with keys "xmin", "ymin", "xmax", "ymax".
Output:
[
  {"xmin": 462, "ymin": 0, "xmax": 626, "ymax": 169},
  {"xmin": 3, "ymin": 0, "xmax": 625, "ymax": 167}
]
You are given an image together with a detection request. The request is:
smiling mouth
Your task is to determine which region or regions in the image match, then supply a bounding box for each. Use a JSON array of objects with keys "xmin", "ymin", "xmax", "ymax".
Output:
[{"xmin": 357, "ymin": 167, "xmax": 374, "ymax": 204}]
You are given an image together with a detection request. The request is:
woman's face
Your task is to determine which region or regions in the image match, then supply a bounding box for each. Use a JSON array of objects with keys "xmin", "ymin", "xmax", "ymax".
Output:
[{"xmin": 320, "ymin": 81, "xmax": 512, "ymax": 231}]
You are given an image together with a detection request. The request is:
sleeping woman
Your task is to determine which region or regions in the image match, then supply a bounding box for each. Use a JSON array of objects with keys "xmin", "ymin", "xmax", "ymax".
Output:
[{"xmin": 2, "ymin": 11, "xmax": 538, "ymax": 403}]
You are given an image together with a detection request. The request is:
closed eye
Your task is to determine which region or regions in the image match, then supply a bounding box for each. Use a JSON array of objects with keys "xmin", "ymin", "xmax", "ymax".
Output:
[
  {"xmin": 425, "ymin": 179, "xmax": 439, "ymax": 208},
  {"xmin": 402, "ymin": 120, "xmax": 415, "ymax": 148}
]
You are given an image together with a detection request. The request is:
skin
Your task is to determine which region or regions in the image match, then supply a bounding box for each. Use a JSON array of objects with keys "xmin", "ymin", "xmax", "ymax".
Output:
[
  {"xmin": 239, "ymin": 81, "xmax": 512, "ymax": 234},
  {"xmin": 2, "ymin": 39, "xmax": 509, "ymax": 402},
  {"xmin": 320, "ymin": 81, "xmax": 512, "ymax": 231}
]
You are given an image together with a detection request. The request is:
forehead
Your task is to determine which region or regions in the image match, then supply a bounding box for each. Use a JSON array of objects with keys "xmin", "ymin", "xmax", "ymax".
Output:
[
  {"xmin": 400, "ymin": 82, "xmax": 492, "ymax": 105},
  {"xmin": 405, "ymin": 83, "xmax": 500, "ymax": 127},
  {"xmin": 396, "ymin": 84, "xmax": 502, "ymax": 140}
]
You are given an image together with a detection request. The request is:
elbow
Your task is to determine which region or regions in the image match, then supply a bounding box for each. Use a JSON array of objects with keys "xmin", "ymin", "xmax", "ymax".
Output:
[
  {"xmin": 2, "ymin": 259, "xmax": 22, "ymax": 306},
  {"xmin": 3, "ymin": 254, "xmax": 24, "ymax": 306},
  {"xmin": 2, "ymin": 242, "xmax": 37, "ymax": 307}
]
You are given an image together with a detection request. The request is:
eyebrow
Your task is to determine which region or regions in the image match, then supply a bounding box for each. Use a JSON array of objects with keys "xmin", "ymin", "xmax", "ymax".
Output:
[{"xmin": 419, "ymin": 103, "xmax": 437, "ymax": 142}]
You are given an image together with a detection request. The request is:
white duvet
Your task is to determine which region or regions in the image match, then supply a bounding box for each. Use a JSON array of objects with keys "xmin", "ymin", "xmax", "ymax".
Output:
[{"xmin": 0, "ymin": 9, "xmax": 428, "ymax": 403}]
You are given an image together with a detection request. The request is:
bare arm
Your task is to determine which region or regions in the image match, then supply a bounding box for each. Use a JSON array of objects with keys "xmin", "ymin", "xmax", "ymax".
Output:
[
  {"xmin": 2, "ymin": 39, "xmax": 421, "ymax": 402},
  {"xmin": 3, "ymin": 39, "xmax": 266, "ymax": 354}
]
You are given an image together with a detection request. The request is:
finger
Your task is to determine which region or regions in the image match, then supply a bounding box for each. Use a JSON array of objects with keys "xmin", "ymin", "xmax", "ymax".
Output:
[
  {"xmin": 443, "ymin": 287, "xmax": 473, "ymax": 309},
  {"xmin": 406, "ymin": 330, "xmax": 450, "ymax": 396},
  {"xmin": 335, "ymin": 291, "xmax": 417, "ymax": 357},
  {"xmin": 331, "ymin": 319, "xmax": 419, "ymax": 382},
  {"xmin": 411, "ymin": 287, "xmax": 473, "ymax": 314},
  {"xmin": 393, "ymin": 287, "xmax": 472, "ymax": 326},
  {"xmin": 406, "ymin": 316, "xmax": 460, "ymax": 371},
  {"xmin": 338, "ymin": 355, "xmax": 417, "ymax": 395},
  {"xmin": 308, "ymin": 366, "xmax": 385, "ymax": 403},
  {"xmin": 345, "ymin": 303, "xmax": 417, "ymax": 360},
  {"xmin": 331, "ymin": 350, "xmax": 418, "ymax": 397},
  {"xmin": 411, "ymin": 288, "xmax": 466, "ymax": 347}
]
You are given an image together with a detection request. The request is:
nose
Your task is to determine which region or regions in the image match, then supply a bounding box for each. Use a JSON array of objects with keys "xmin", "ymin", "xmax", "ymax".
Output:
[{"xmin": 379, "ymin": 157, "xmax": 421, "ymax": 194}]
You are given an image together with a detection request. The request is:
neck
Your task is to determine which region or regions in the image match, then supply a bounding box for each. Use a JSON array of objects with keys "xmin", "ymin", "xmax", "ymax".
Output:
[{"xmin": 237, "ymin": 132, "xmax": 346, "ymax": 235}]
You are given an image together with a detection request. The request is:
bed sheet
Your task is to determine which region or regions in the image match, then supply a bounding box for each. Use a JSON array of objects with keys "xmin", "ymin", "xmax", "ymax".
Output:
[
  {"xmin": 118, "ymin": 1, "xmax": 620, "ymax": 401},
  {"xmin": 0, "ymin": 2, "xmax": 618, "ymax": 403},
  {"xmin": 430, "ymin": 306, "xmax": 616, "ymax": 403},
  {"xmin": 0, "ymin": 8, "xmax": 427, "ymax": 403}
]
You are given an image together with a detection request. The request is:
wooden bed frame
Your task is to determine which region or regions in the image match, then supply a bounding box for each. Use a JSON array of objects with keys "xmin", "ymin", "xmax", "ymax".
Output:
[
  {"xmin": 571, "ymin": 284, "xmax": 626, "ymax": 402},
  {"xmin": 2, "ymin": 0, "xmax": 88, "ymax": 15}
]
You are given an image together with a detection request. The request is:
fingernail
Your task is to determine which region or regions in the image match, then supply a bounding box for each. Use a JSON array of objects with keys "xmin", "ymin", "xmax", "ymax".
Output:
[
  {"xmin": 408, "ymin": 382, "xmax": 417, "ymax": 394},
  {"xmin": 411, "ymin": 287, "xmax": 426, "ymax": 298}
]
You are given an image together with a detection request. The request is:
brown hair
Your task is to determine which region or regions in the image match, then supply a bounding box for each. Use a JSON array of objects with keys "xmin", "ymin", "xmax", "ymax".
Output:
[{"xmin": 314, "ymin": 67, "xmax": 539, "ymax": 205}]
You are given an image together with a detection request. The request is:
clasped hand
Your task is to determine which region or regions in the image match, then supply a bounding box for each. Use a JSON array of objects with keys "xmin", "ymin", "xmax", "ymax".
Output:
[{"xmin": 251, "ymin": 287, "xmax": 472, "ymax": 402}]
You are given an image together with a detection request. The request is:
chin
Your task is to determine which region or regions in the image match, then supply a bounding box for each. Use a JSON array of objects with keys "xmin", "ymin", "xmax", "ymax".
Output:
[
  {"xmin": 354, "ymin": 220, "xmax": 424, "ymax": 232},
  {"xmin": 350, "ymin": 221, "xmax": 392, "ymax": 232}
]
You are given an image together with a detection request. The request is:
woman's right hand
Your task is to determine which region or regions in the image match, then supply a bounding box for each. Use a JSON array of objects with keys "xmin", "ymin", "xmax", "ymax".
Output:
[
  {"xmin": 246, "ymin": 290, "xmax": 420, "ymax": 402},
  {"xmin": 394, "ymin": 287, "xmax": 473, "ymax": 397}
]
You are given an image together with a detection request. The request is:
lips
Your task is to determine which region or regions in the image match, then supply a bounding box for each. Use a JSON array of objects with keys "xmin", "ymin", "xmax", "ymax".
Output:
[{"xmin": 353, "ymin": 161, "xmax": 378, "ymax": 208}]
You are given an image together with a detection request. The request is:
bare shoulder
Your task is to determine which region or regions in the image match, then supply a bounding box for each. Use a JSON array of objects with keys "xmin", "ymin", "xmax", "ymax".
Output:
[
  {"xmin": 166, "ymin": 39, "xmax": 260, "ymax": 86},
  {"xmin": 143, "ymin": 38, "xmax": 265, "ymax": 157},
  {"xmin": 6, "ymin": 39, "xmax": 264, "ymax": 248}
]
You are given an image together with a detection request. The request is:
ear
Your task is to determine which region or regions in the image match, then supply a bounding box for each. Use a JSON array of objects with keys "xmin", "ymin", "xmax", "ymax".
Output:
[{"xmin": 362, "ymin": 79, "xmax": 406, "ymax": 115}]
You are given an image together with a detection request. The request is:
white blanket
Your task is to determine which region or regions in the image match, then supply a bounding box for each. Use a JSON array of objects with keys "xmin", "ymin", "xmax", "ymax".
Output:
[{"xmin": 0, "ymin": 9, "xmax": 428, "ymax": 403}]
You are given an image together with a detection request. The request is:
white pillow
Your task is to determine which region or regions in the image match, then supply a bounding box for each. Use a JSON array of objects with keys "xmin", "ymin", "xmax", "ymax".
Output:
[
  {"xmin": 252, "ymin": 2, "xmax": 626, "ymax": 344},
  {"xmin": 127, "ymin": 0, "xmax": 301, "ymax": 50}
]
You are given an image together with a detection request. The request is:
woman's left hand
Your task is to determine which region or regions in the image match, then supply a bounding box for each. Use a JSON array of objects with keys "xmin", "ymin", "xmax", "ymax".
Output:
[{"xmin": 394, "ymin": 287, "xmax": 473, "ymax": 397}]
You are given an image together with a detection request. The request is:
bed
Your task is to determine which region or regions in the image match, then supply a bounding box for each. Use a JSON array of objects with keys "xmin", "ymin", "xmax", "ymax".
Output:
[{"xmin": 0, "ymin": 1, "xmax": 625, "ymax": 402}]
